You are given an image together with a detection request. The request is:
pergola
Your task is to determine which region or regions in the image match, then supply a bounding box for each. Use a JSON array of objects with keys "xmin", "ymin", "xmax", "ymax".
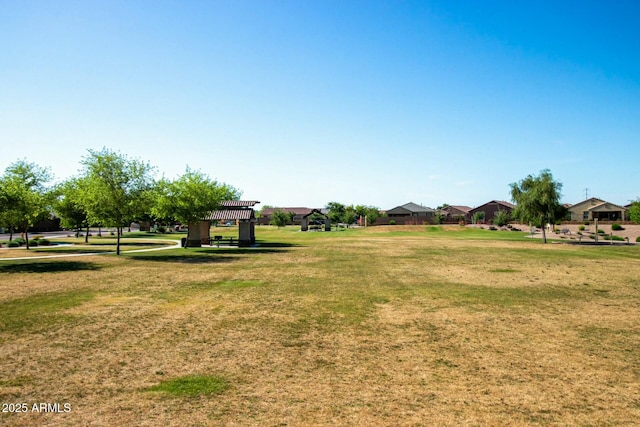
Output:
[{"xmin": 301, "ymin": 209, "xmax": 331, "ymax": 232}]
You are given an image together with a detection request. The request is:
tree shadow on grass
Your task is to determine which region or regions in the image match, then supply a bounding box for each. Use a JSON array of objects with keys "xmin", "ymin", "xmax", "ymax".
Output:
[
  {"xmin": 255, "ymin": 242, "xmax": 300, "ymax": 248},
  {"xmin": 205, "ymin": 242, "xmax": 300, "ymax": 255},
  {"xmin": 82, "ymin": 242, "xmax": 173, "ymax": 247},
  {"xmin": 0, "ymin": 261, "xmax": 102, "ymax": 274},
  {"xmin": 209, "ymin": 248, "xmax": 289, "ymax": 255},
  {"xmin": 125, "ymin": 254, "xmax": 240, "ymax": 264},
  {"xmin": 125, "ymin": 242, "xmax": 298, "ymax": 262}
]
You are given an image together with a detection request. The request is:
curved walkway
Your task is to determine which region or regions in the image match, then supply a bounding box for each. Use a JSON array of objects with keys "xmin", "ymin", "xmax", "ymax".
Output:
[{"xmin": 0, "ymin": 239, "xmax": 182, "ymax": 261}]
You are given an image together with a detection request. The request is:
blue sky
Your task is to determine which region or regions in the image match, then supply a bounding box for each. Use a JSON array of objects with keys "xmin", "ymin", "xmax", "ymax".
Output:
[{"xmin": 1, "ymin": 1, "xmax": 639, "ymax": 209}]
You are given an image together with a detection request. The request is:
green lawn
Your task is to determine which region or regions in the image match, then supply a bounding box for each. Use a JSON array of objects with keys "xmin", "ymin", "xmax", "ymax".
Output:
[{"xmin": 1, "ymin": 225, "xmax": 639, "ymax": 426}]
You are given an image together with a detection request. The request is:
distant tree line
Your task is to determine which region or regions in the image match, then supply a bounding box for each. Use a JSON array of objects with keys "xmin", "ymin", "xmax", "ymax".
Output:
[
  {"xmin": 2, "ymin": 159, "xmax": 638, "ymax": 250},
  {"xmin": 260, "ymin": 203, "xmax": 381, "ymax": 228},
  {"xmin": 325, "ymin": 202, "xmax": 380, "ymax": 227}
]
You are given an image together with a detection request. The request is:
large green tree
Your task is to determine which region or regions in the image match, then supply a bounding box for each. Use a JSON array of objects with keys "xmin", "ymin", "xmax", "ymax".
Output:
[
  {"xmin": 270, "ymin": 210, "xmax": 289, "ymax": 228},
  {"xmin": 355, "ymin": 204, "xmax": 380, "ymax": 226},
  {"xmin": 53, "ymin": 177, "xmax": 91, "ymax": 240},
  {"xmin": 510, "ymin": 169, "xmax": 566, "ymax": 244},
  {"xmin": 152, "ymin": 168, "xmax": 239, "ymax": 247},
  {"xmin": 80, "ymin": 148, "xmax": 156, "ymax": 255},
  {"xmin": 326, "ymin": 202, "xmax": 346, "ymax": 225},
  {"xmin": 343, "ymin": 205, "xmax": 357, "ymax": 227},
  {"xmin": 0, "ymin": 160, "xmax": 53, "ymax": 249},
  {"xmin": 0, "ymin": 178, "xmax": 22, "ymax": 240}
]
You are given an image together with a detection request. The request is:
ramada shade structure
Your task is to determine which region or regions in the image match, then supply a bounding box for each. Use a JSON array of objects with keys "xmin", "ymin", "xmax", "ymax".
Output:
[{"xmin": 187, "ymin": 201, "xmax": 260, "ymax": 247}]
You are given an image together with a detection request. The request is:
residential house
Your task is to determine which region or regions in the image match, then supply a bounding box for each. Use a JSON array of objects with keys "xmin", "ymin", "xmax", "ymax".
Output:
[
  {"xmin": 567, "ymin": 198, "xmax": 627, "ymax": 222},
  {"xmin": 468, "ymin": 200, "xmax": 515, "ymax": 224},
  {"xmin": 440, "ymin": 205, "xmax": 473, "ymax": 223},
  {"xmin": 383, "ymin": 202, "xmax": 435, "ymax": 224}
]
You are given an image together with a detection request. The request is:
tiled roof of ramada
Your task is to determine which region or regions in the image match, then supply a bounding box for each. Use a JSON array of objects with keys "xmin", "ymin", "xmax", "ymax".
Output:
[
  {"xmin": 205, "ymin": 209, "xmax": 254, "ymax": 220},
  {"xmin": 221, "ymin": 200, "xmax": 259, "ymax": 207}
]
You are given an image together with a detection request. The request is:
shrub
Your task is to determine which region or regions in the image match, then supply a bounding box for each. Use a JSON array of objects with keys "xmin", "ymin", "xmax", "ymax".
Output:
[
  {"xmin": 38, "ymin": 239, "xmax": 51, "ymax": 246},
  {"xmin": 13, "ymin": 237, "xmax": 25, "ymax": 246},
  {"xmin": 388, "ymin": 220, "xmax": 396, "ymax": 225},
  {"xmin": 636, "ymin": 236, "xmax": 640, "ymax": 243},
  {"xmin": 473, "ymin": 211, "xmax": 485, "ymax": 224},
  {"xmin": 8, "ymin": 241, "xmax": 20, "ymax": 248},
  {"xmin": 612, "ymin": 223, "xmax": 624, "ymax": 231},
  {"xmin": 602, "ymin": 235, "xmax": 625, "ymax": 241},
  {"xmin": 493, "ymin": 210, "xmax": 510, "ymax": 227},
  {"xmin": 157, "ymin": 226, "xmax": 167, "ymax": 233},
  {"xmin": 489, "ymin": 226, "xmax": 498, "ymax": 231},
  {"xmin": 578, "ymin": 225, "xmax": 585, "ymax": 231},
  {"xmin": 28, "ymin": 239, "xmax": 39, "ymax": 247},
  {"xmin": 584, "ymin": 221, "xmax": 590, "ymax": 225},
  {"xmin": 597, "ymin": 229, "xmax": 605, "ymax": 234}
]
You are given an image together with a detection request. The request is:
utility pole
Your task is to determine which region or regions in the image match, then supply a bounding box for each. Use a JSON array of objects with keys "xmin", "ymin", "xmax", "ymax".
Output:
[{"xmin": 585, "ymin": 188, "xmax": 590, "ymax": 200}]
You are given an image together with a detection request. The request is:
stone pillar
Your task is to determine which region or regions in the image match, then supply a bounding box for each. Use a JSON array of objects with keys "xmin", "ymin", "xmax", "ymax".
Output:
[
  {"xmin": 239, "ymin": 221, "xmax": 251, "ymax": 246},
  {"xmin": 200, "ymin": 221, "xmax": 210, "ymax": 246},
  {"xmin": 187, "ymin": 222, "xmax": 202, "ymax": 247},
  {"xmin": 325, "ymin": 218, "xmax": 331, "ymax": 231},
  {"xmin": 301, "ymin": 218, "xmax": 308, "ymax": 231}
]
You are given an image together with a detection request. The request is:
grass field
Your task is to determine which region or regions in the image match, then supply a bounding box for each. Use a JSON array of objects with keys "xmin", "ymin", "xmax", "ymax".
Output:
[{"xmin": 1, "ymin": 225, "xmax": 639, "ymax": 426}]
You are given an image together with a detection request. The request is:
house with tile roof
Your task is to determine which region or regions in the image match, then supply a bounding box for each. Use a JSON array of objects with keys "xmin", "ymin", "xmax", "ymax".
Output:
[
  {"xmin": 567, "ymin": 198, "xmax": 627, "ymax": 222},
  {"xmin": 383, "ymin": 202, "xmax": 435, "ymax": 224}
]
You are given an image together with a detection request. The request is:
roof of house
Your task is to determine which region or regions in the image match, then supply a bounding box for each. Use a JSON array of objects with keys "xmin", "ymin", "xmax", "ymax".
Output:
[
  {"xmin": 471, "ymin": 200, "xmax": 516, "ymax": 211},
  {"xmin": 586, "ymin": 201, "xmax": 627, "ymax": 212},
  {"xmin": 568, "ymin": 198, "xmax": 627, "ymax": 212},
  {"xmin": 443, "ymin": 205, "xmax": 473, "ymax": 213},
  {"xmin": 567, "ymin": 198, "xmax": 605, "ymax": 209},
  {"xmin": 388, "ymin": 202, "xmax": 434, "ymax": 213}
]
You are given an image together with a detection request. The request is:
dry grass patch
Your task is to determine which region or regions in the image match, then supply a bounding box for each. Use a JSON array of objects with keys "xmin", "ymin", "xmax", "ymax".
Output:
[{"xmin": 1, "ymin": 226, "xmax": 640, "ymax": 425}]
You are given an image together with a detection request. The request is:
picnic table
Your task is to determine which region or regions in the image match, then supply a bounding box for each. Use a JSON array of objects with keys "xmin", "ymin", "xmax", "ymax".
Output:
[{"xmin": 210, "ymin": 235, "xmax": 236, "ymax": 247}]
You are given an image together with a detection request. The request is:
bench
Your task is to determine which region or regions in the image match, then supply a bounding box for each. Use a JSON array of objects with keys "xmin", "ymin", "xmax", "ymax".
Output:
[{"xmin": 211, "ymin": 235, "xmax": 236, "ymax": 247}]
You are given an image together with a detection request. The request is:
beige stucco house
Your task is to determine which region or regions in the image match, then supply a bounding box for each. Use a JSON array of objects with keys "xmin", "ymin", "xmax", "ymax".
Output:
[{"xmin": 567, "ymin": 198, "xmax": 627, "ymax": 222}]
